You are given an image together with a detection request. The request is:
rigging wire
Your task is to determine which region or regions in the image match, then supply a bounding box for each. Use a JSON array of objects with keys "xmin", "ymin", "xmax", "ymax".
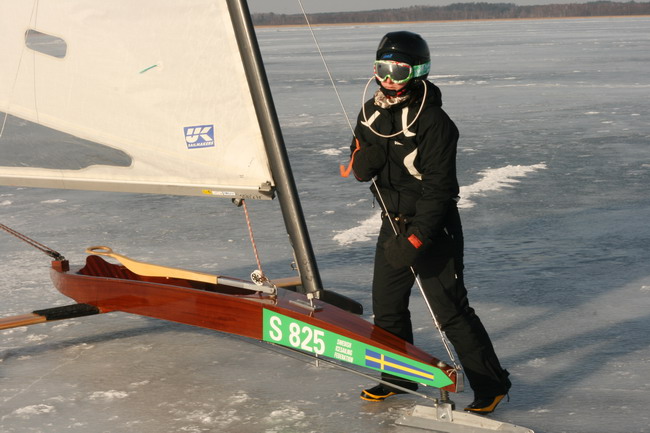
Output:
[
  {"xmin": 295, "ymin": 0, "xmax": 460, "ymax": 371},
  {"xmin": 0, "ymin": 223, "xmax": 65, "ymax": 260},
  {"xmin": 296, "ymin": 1, "xmax": 355, "ymax": 136},
  {"xmin": 239, "ymin": 199, "xmax": 269, "ymax": 285}
]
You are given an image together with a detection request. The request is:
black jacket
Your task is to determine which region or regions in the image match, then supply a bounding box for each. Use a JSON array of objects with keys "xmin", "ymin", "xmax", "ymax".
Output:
[{"xmin": 351, "ymin": 80, "xmax": 460, "ymax": 240}]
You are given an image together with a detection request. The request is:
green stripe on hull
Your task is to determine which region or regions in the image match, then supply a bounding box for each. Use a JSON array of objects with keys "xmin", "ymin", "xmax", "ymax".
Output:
[{"xmin": 262, "ymin": 309, "xmax": 453, "ymax": 388}]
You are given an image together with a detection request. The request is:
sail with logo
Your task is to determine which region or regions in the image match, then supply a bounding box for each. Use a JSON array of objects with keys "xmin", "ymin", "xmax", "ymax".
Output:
[
  {"xmin": 0, "ymin": 2, "xmax": 533, "ymax": 432},
  {"xmin": 0, "ymin": 0, "xmax": 273, "ymax": 200}
]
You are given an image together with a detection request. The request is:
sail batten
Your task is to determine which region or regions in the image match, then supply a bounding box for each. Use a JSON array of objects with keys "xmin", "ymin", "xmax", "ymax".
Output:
[{"xmin": 0, "ymin": 0, "xmax": 275, "ymax": 199}]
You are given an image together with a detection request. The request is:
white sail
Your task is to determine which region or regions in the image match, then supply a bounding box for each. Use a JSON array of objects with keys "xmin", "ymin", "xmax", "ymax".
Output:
[{"xmin": 0, "ymin": 0, "xmax": 274, "ymax": 199}]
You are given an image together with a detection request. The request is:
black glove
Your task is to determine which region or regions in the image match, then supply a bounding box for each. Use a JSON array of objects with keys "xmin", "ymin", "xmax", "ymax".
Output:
[
  {"xmin": 352, "ymin": 139, "xmax": 387, "ymax": 181},
  {"xmin": 383, "ymin": 227, "xmax": 428, "ymax": 269}
]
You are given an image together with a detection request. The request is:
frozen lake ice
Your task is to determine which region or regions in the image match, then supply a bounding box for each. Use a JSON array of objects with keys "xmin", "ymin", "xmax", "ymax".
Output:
[{"xmin": 2, "ymin": 16, "xmax": 649, "ymax": 433}]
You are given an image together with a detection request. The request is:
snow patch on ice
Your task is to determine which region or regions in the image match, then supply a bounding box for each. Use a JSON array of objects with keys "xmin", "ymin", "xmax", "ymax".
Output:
[
  {"xmin": 333, "ymin": 211, "xmax": 381, "ymax": 246},
  {"xmin": 51, "ymin": 322, "xmax": 75, "ymax": 330},
  {"xmin": 174, "ymin": 408, "xmax": 241, "ymax": 429},
  {"xmin": 529, "ymin": 408, "xmax": 551, "ymax": 414},
  {"xmin": 0, "ymin": 200, "xmax": 11, "ymax": 206},
  {"xmin": 46, "ymin": 395, "xmax": 68, "ymax": 403},
  {"xmin": 264, "ymin": 406, "xmax": 306, "ymax": 423},
  {"xmin": 40, "ymin": 199, "xmax": 66, "ymax": 204},
  {"xmin": 188, "ymin": 409, "xmax": 237, "ymax": 424},
  {"xmin": 333, "ymin": 164, "xmax": 547, "ymax": 244},
  {"xmin": 2, "ymin": 327, "xmax": 26, "ymax": 336},
  {"xmin": 25, "ymin": 333, "xmax": 49, "ymax": 343},
  {"xmin": 318, "ymin": 148, "xmax": 342, "ymax": 156},
  {"xmin": 228, "ymin": 391, "xmax": 251, "ymax": 405},
  {"xmin": 459, "ymin": 163, "xmax": 547, "ymax": 209},
  {"xmin": 8, "ymin": 404, "xmax": 55, "ymax": 419},
  {"xmin": 527, "ymin": 358, "xmax": 547, "ymax": 367},
  {"xmin": 128, "ymin": 344, "xmax": 154, "ymax": 352},
  {"xmin": 88, "ymin": 390, "xmax": 130, "ymax": 401},
  {"xmin": 431, "ymin": 74, "xmax": 461, "ymax": 79}
]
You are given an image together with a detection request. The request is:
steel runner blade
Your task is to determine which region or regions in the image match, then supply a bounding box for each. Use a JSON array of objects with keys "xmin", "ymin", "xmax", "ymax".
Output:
[{"xmin": 396, "ymin": 404, "xmax": 534, "ymax": 433}]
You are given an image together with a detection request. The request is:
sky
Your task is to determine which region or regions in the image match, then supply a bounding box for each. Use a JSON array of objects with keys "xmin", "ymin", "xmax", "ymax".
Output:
[{"xmin": 247, "ymin": 0, "xmax": 609, "ymax": 14}]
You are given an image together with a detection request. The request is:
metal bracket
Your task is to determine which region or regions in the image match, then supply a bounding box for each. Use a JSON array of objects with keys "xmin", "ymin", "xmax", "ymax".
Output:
[{"xmin": 289, "ymin": 298, "xmax": 322, "ymax": 312}]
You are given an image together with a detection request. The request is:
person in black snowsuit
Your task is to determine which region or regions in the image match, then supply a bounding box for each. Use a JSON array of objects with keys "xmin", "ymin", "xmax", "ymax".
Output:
[{"xmin": 350, "ymin": 31, "xmax": 511, "ymax": 414}]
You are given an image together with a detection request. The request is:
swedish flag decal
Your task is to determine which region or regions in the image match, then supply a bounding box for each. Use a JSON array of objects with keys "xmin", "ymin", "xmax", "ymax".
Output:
[{"xmin": 365, "ymin": 349, "xmax": 436, "ymax": 381}]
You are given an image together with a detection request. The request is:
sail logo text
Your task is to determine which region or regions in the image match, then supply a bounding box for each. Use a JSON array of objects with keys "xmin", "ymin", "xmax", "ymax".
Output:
[{"xmin": 184, "ymin": 125, "xmax": 215, "ymax": 149}]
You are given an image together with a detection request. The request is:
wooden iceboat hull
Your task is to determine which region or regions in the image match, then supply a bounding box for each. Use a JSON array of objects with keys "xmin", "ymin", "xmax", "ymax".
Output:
[{"xmin": 50, "ymin": 255, "xmax": 458, "ymax": 392}]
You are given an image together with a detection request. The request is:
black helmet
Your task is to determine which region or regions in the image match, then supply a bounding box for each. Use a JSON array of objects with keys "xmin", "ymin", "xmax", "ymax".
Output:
[{"xmin": 376, "ymin": 31, "xmax": 430, "ymax": 80}]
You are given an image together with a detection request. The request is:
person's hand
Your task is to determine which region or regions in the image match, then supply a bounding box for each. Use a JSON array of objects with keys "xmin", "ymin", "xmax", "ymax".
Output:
[
  {"xmin": 352, "ymin": 138, "xmax": 387, "ymax": 181},
  {"xmin": 383, "ymin": 227, "xmax": 427, "ymax": 269},
  {"xmin": 358, "ymin": 139, "xmax": 386, "ymax": 168}
]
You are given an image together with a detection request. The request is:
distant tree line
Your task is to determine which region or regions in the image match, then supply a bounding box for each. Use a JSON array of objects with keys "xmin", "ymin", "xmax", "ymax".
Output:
[{"xmin": 252, "ymin": 1, "xmax": 650, "ymax": 25}]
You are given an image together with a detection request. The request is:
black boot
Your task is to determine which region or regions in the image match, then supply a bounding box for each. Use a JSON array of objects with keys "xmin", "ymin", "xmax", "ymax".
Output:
[
  {"xmin": 360, "ymin": 384, "xmax": 407, "ymax": 402},
  {"xmin": 464, "ymin": 394, "xmax": 508, "ymax": 414},
  {"xmin": 360, "ymin": 380, "xmax": 418, "ymax": 402},
  {"xmin": 464, "ymin": 370, "xmax": 511, "ymax": 414}
]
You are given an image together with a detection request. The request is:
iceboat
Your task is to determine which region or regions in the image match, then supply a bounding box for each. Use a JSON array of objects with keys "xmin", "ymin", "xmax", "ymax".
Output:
[{"xmin": 0, "ymin": 1, "xmax": 532, "ymax": 432}]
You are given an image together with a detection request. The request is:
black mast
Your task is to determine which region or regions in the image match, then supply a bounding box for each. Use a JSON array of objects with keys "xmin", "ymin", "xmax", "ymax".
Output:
[{"xmin": 226, "ymin": 0, "xmax": 323, "ymax": 296}]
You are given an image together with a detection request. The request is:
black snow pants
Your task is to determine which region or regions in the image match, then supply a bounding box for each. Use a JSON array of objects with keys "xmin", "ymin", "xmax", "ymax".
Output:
[{"xmin": 372, "ymin": 206, "xmax": 509, "ymax": 398}]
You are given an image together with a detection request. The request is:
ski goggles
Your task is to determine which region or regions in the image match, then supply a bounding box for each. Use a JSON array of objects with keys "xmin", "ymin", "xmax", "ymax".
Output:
[{"xmin": 374, "ymin": 60, "xmax": 430, "ymax": 84}]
